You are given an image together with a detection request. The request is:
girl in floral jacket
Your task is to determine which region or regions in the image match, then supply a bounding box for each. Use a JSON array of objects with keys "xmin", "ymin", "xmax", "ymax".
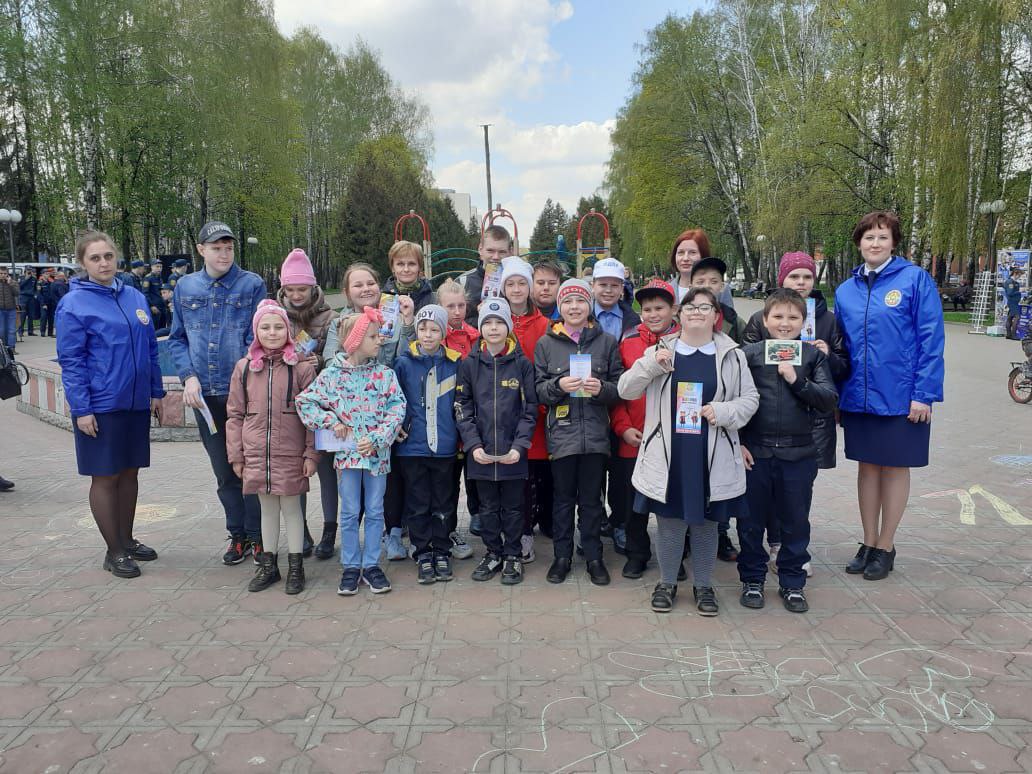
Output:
[{"xmin": 295, "ymin": 308, "xmax": 406, "ymax": 596}]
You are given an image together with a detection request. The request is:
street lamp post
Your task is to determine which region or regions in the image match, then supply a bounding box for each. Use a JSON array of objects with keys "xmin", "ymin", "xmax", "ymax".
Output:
[
  {"xmin": 0, "ymin": 208, "xmax": 23, "ymax": 272},
  {"xmin": 977, "ymin": 199, "xmax": 1006, "ymax": 276}
]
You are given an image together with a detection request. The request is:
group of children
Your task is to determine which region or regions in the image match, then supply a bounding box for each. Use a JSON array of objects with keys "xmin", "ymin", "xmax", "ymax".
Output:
[{"xmin": 225, "ymin": 228, "xmax": 846, "ymax": 616}]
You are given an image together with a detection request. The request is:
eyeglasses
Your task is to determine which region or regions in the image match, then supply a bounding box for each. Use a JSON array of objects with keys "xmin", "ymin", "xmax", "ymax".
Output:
[{"xmin": 682, "ymin": 303, "xmax": 715, "ymax": 313}]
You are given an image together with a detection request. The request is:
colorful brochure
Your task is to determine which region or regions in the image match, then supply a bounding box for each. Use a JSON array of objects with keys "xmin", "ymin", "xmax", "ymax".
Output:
[
  {"xmin": 481, "ymin": 264, "xmax": 503, "ymax": 300},
  {"xmin": 764, "ymin": 339, "xmax": 802, "ymax": 366},
  {"xmin": 675, "ymin": 382, "xmax": 704, "ymax": 434},
  {"xmin": 569, "ymin": 353, "xmax": 592, "ymax": 397},
  {"xmin": 801, "ymin": 298, "xmax": 816, "ymax": 342},
  {"xmin": 378, "ymin": 293, "xmax": 399, "ymax": 338},
  {"xmin": 294, "ymin": 329, "xmax": 317, "ymax": 355}
]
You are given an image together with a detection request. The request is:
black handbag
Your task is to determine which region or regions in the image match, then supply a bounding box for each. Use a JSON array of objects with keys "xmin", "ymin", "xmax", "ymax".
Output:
[{"xmin": 0, "ymin": 342, "xmax": 23, "ymax": 400}]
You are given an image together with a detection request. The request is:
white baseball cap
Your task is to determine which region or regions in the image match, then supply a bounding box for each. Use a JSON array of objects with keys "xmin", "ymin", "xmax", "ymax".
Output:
[{"xmin": 591, "ymin": 257, "xmax": 626, "ymax": 281}]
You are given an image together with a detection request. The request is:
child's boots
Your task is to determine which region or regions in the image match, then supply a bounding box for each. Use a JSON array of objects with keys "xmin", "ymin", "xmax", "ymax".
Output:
[
  {"xmin": 249, "ymin": 552, "xmax": 280, "ymax": 592},
  {"xmin": 285, "ymin": 553, "xmax": 305, "ymax": 595}
]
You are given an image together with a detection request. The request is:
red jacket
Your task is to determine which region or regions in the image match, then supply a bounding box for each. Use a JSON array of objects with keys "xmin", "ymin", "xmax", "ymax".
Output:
[
  {"xmin": 610, "ymin": 321, "xmax": 680, "ymax": 458},
  {"xmin": 445, "ymin": 322, "xmax": 480, "ymax": 359},
  {"xmin": 511, "ymin": 306, "xmax": 550, "ymax": 460}
]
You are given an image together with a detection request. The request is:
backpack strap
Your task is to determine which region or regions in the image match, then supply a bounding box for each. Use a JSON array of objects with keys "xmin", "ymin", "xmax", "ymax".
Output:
[
  {"xmin": 241, "ymin": 359, "xmax": 250, "ymax": 408},
  {"xmin": 285, "ymin": 363, "xmax": 294, "ymax": 408}
]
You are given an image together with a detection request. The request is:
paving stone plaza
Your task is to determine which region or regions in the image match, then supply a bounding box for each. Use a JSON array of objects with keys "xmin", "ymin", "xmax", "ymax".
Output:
[{"xmin": 1, "ymin": 304, "xmax": 1030, "ymax": 773}]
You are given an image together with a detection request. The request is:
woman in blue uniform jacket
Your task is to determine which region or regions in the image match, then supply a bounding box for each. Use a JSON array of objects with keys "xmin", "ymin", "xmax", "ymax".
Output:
[
  {"xmin": 57, "ymin": 231, "xmax": 165, "ymax": 580},
  {"xmin": 834, "ymin": 211, "xmax": 944, "ymax": 581}
]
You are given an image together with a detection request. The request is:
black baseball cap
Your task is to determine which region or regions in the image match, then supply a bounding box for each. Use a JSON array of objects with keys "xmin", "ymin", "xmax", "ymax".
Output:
[
  {"xmin": 197, "ymin": 221, "xmax": 236, "ymax": 244},
  {"xmin": 690, "ymin": 256, "xmax": 727, "ymax": 279}
]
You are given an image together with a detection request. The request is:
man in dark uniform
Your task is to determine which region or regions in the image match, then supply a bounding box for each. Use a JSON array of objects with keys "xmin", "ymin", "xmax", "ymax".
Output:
[
  {"xmin": 127, "ymin": 260, "xmax": 147, "ymax": 291},
  {"xmin": 17, "ymin": 270, "xmax": 37, "ymax": 337},
  {"xmin": 154, "ymin": 283, "xmax": 175, "ymax": 335},
  {"xmin": 168, "ymin": 258, "xmax": 191, "ymax": 289},
  {"xmin": 142, "ymin": 260, "xmax": 165, "ymax": 326},
  {"xmin": 1004, "ymin": 265, "xmax": 1024, "ymax": 339}
]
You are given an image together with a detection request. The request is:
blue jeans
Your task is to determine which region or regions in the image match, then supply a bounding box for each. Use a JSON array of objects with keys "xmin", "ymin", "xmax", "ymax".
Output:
[
  {"xmin": 338, "ymin": 468, "xmax": 387, "ymax": 569},
  {"xmin": 0, "ymin": 309, "xmax": 15, "ymax": 348},
  {"xmin": 739, "ymin": 455, "xmax": 816, "ymax": 589},
  {"xmin": 194, "ymin": 394, "xmax": 261, "ymax": 541}
]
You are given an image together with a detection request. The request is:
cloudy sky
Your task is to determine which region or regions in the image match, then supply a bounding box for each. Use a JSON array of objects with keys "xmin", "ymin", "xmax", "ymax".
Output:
[{"xmin": 273, "ymin": 0, "xmax": 705, "ymax": 239}]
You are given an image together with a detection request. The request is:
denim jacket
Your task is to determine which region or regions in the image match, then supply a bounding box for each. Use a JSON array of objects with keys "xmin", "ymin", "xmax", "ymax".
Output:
[{"xmin": 166, "ymin": 263, "xmax": 267, "ymax": 396}]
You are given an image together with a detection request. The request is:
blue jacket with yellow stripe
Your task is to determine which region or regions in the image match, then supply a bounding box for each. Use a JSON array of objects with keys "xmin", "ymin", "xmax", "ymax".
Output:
[
  {"xmin": 393, "ymin": 341, "xmax": 461, "ymax": 457},
  {"xmin": 454, "ymin": 337, "xmax": 539, "ymax": 481}
]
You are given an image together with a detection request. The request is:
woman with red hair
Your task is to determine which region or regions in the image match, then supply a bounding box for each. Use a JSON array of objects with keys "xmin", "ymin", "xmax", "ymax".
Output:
[{"xmin": 669, "ymin": 229, "xmax": 733, "ymax": 307}]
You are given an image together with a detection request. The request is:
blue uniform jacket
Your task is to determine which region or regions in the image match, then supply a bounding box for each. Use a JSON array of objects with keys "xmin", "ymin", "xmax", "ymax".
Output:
[
  {"xmin": 166, "ymin": 263, "xmax": 267, "ymax": 396},
  {"xmin": 393, "ymin": 342, "xmax": 461, "ymax": 457},
  {"xmin": 56, "ymin": 276, "xmax": 164, "ymax": 418},
  {"xmin": 834, "ymin": 257, "xmax": 945, "ymax": 415}
]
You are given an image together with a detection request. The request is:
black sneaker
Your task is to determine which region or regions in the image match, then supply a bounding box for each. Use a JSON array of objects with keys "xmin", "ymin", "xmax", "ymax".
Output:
[
  {"xmin": 362, "ymin": 566, "xmax": 392, "ymax": 594},
  {"xmin": 651, "ymin": 583, "xmax": 676, "ymax": 612},
  {"xmin": 434, "ymin": 554, "xmax": 454, "ymax": 582},
  {"xmin": 779, "ymin": 587, "xmax": 809, "ymax": 613},
  {"xmin": 417, "ymin": 555, "xmax": 437, "ymax": 585},
  {"xmin": 251, "ymin": 540, "xmax": 263, "ymax": 565},
  {"xmin": 693, "ymin": 586, "xmax": 719, "ymax": 616},
  {"xmin": 222, "ymin": 536, "xmax": 251, "ymax": 565},
  {"xmin": 337, "ymin": 567, "xmax": 361, "ymax": 596},
  {"xmin": 472, "ymin": 553, "xmax": 502, "ymax": 581},
  {"xmin": 740, "ymin": 582, "xmax": 765, "ymax": 609},
  {"xmin": 500, "ymin": 557, "xmax": 523, "ymax": 585},
  {"xmin": 717, "ymin": 533, "xmax": 738, "ymax": 562}
]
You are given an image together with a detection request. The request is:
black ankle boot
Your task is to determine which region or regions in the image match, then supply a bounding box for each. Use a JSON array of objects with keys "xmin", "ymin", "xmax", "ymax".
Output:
[
  {"xmin": 863, "ymin": 547, "xmax": 895, "ymax": 580},
  {"xmin": 315, "ymin": 522, "xmax": 336, "ymax": 560},
  {"xmin": 285, "ymin": 553, "xmax": 305, "ymax": 595},
  {"xmin": 845, "ymin": 543, "xmax": 873, "ymax": 574},
  {"xmin": 248, "ymin": 552, "xmax": 280, "ymax": 592}
]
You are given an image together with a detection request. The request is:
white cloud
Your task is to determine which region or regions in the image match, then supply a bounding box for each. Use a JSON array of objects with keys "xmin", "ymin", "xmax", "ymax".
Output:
[{"xmin": 273, "ymin": 0, "xmax": 611, "ymax": 241}]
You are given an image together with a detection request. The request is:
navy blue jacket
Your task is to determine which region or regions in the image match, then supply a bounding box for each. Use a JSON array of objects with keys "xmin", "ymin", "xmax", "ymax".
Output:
[
  {"xmin": 834, "ymin": 257, "xmax": 945, "ymax": 415},
  {"xmin": 455, "ymin": 338, "xmax": 538, "ymax": 481},
  {"xmin": 393, "ymin": 342, "xmax": 461, "ymax": 457},
  {"xmin": 166, "ymin": 263, "xmax": 267, "ymax": 396},
  {"xmin": 18, "ymin": 275, "xmax": 35, "ymax": 300},
  {"xmin": 56, "ymin": 276, "xmax": 164, "ymax": 417}
]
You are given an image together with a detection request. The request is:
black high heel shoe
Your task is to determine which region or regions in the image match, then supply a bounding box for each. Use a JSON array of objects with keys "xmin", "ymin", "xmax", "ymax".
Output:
[
  {"xmin": 863, "ymin": 547, "xmax": 895, "ymax": 580},
  {"xmin": 845, "ymin": 544, "xmax": 873, "ymax": 574}
]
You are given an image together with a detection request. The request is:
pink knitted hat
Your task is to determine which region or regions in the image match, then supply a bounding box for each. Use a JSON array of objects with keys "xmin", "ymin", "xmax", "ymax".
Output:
[
  {"xmin": 248, "ymin": 299, "xmax": 299, "ymax": 371},
  {"xmin": 777, "ymin": 252, "xmax": 817, "ymax": 287},
  {"xmin": 280, "ymin": 248, "xmax": 317, "ymax": 286}
]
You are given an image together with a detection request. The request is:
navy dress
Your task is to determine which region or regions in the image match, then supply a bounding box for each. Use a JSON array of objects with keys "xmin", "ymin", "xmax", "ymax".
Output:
[{"xmin": 637, "ymin": 348, "xmax": 746, "ymax": 524}]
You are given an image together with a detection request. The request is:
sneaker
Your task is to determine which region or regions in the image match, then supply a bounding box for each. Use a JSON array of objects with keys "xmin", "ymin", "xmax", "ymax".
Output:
[
  {"xmin": 693, "ymin": 586, "xmax": 719, "ymax": 616},
  {"xmin": 385, "ymin": 529, "xmax": 407, "ymax": 561},
  {"xmin": 803, "ymin": 560, "xmax": 813, "ymax": 577},
  {"xmin": 417, "ymin": 555, "xmax": 437, "ymax": 585},
  {"xmin": 449, "ymin": 532, "xmax": 474, "ymax": 560},
  {"xmin": 251, "ymin": 540, "xmax": 263, "ymax": 565},
  {"xmin": 613, "ymin": 527, "xmax": 627, "ymax": 555},
  {"xmin": 500, "ymin": 557, "xmax": 523, "ymax": 585},
  {"xmin": 434, "ymin": 553, "xmax": 454, "ymax": 582},
  {"xmin": 469, "ymin": 515, "xmax": 483, "ymax": 537},
  {"xmin": 779, "ymin": 587, "xmax": 809, "ymax": 613},
  {"xmin": 717, "ymin": 533, "xmax": 738, "ymax": 562},
  {"xmin": 337, "ymin": 567, "xmax": 361, "ymax": 596},
  {"xmin": 222, "ymin": 536, "xmax": 251, "ymax": 565},
  {"xmin": 651, "ymin": 583, "xmax": 677, "ymax": 613},
  {"xmin": 362, "ymin": 566, "xmax": 392, "ymax": 594},
  {"xmin": 740, "ymin": 581, "xmax": 765, "ymax": 609},
  {"xmin": 472, "ymin": 553, "xmax": 502, "ymax": 581},
  {"xmin": 521, "ymin": 535, "xmax": 536, "ymax": 564}
]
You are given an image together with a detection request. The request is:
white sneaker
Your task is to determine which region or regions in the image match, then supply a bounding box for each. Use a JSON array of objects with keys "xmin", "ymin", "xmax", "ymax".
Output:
[
  {"xmin": 449, "ymin": 532, "xmax": 474, "ymax": 560},
  {"xmin": 803, "ymin": 561, "xmax": 813, "ymax": 577},
  {"xmin": 521, "ymin": 535, "xmax": 536, "ymax": 564}
]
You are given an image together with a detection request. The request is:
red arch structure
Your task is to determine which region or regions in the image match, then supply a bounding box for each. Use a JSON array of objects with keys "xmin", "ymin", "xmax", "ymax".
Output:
[{"xmin": 576, "ymin": 208, "xmax": 611, "ymax": 278}]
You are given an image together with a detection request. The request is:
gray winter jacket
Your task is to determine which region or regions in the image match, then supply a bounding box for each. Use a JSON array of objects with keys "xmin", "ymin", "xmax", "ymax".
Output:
[
  {"xmin": 617, "ymin": 332, "xmax": 759, "ymax": 505},
  {"xmin": 533, "ymin": 322, "xmax": 623, "ymax": 460}
]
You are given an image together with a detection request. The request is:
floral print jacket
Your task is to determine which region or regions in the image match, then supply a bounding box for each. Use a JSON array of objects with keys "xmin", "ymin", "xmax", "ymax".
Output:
[{"xmin": 294, "ymin": 353, "xmax": 406, "ymax": 475}]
